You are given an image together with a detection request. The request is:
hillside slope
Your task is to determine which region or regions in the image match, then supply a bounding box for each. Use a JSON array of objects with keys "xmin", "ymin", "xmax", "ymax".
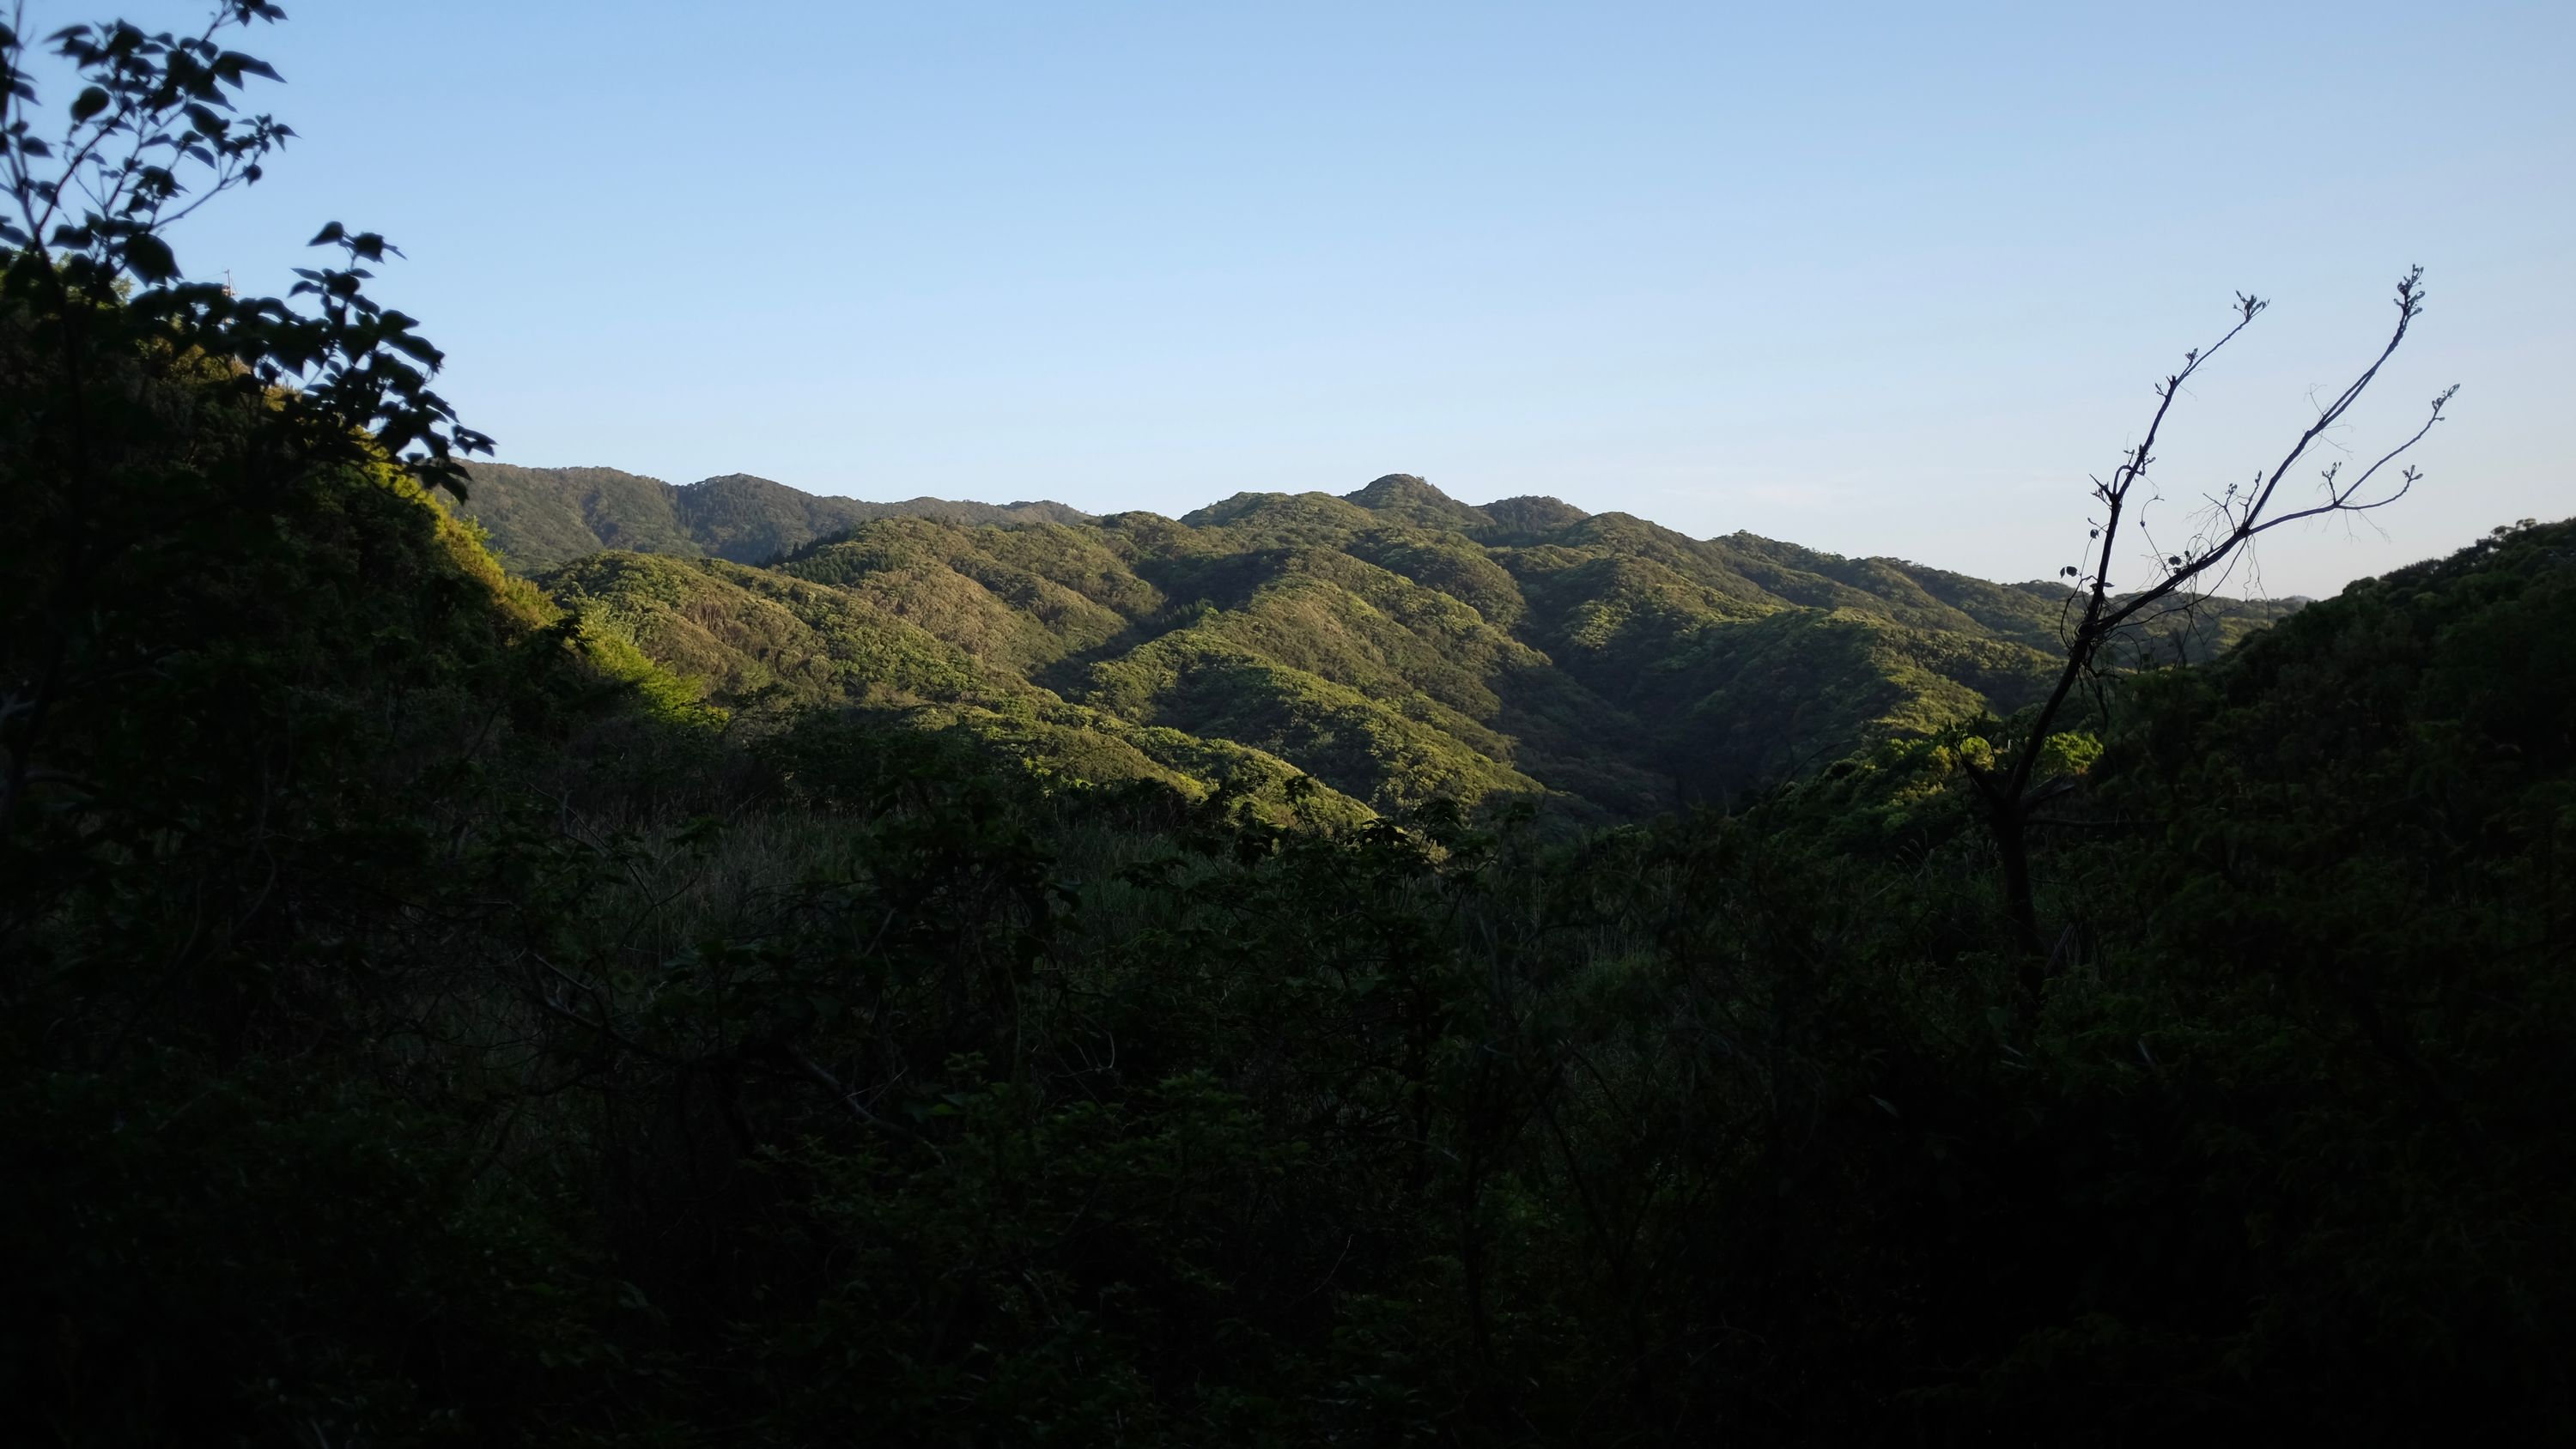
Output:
[{"xmin": 481, "ymin": 470, "xmax": 2297, "ymax": 817}]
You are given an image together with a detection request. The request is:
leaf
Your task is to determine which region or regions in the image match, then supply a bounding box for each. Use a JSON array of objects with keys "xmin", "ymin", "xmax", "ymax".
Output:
[
  {"xmin": 122, "ymin": 232, "xmax": 178, "ymax": 282},
  {"xmin": 70, "ymin": 85, "xmax": 110, "ymax": 122},
  {"xmin": 386, "ymin": 331, "xmax": 444, "ymax": 367},
  {"xmin": 307, "ymin": 221, "xmax": 344, "ymax": 246},
  {"xmin": 216, "ymin": 51, "xmax": 283, "ymax": 84}
]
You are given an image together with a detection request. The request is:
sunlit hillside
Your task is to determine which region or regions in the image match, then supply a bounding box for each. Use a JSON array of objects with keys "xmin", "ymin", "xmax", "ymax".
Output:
[{"xmin": 465, "ymin": 464, "xmax": 2296, "ymax": 817}]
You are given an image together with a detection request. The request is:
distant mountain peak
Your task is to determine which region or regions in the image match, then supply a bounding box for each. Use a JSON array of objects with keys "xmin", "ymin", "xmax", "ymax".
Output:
[
  {"xmin": 1347, "ymin": 472, "xmax": 1441, "ymax": 500},
  {"xmin": 1343, "ymin": 473, "xmax": 1492, "ymax": 527},
  {"xmin": 1479, "ymin": 495, "xmax": 1591, "ymax": 535}
]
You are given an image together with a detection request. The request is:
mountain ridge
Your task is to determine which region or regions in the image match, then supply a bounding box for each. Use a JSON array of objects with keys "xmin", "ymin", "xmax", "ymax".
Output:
[
  {"xmin": 454, "ymin": 462, "xmax": 1095, "ymax": 569},
  {"xmin": 484, "ymin": 465, "xmax": 2297, "ymax": 821}
]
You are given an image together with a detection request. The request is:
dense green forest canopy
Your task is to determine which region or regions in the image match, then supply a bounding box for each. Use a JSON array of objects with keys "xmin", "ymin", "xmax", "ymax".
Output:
[
  {"xmin": 3, "ymin": 8, "xmax": 2568, "ymax": 1446},
  {"xmin": 456, "ymin": 462, "xmax": 1094, "ymax": 569},
  {"xmin": 464, "ymin": 461, "xmax": 2299, "ymax": 822}
]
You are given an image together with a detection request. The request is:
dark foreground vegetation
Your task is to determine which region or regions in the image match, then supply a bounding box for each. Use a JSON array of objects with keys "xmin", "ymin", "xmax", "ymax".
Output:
[{"xmin": 6, "ymin": 9, "xmax": 2572, "ymax": 1445}]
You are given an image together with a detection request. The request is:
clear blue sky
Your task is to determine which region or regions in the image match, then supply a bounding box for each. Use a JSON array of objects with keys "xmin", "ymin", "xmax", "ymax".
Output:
[{"xmin": 64, "ymin": 1, "xmax": 2576, "ymax": 595}]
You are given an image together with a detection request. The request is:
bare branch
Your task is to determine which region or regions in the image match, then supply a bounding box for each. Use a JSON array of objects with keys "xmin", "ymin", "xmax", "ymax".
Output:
[{"xmin": 1978, "ymin": 270, "xmax": 2451, "ymax": 997}]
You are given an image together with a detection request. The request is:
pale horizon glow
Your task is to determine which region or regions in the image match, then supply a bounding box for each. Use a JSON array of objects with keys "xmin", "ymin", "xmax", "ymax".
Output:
[{"xmin": 51, "ymin": 1, "xmax": 2576, "ymax": 597}]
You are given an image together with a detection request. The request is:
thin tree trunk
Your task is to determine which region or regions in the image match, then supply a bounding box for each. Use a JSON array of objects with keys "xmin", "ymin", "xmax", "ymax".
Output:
[{"xmin": 1989, "ymin": 800, "xmax": 2045, "ymax": 1007}]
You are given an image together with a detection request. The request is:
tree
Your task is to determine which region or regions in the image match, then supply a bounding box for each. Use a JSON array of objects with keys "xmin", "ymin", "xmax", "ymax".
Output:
[
  {"xmin": 0, "ymin": 1, "xmax": 491, "ymax": 836},
  {"xmin": 1970, "ymin": 270, "xmax": 2457, "ymax": 1005}
]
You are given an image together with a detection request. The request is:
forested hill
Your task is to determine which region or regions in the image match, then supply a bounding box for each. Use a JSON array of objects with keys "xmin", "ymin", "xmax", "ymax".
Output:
[
  {"xmin": 453, "ymin": 462, "xmax": 1094, "ymax": 569},
  {"xmin": 480, "ymin": 467, "xmax": 2298, "ymax": 818},
  {"xmin": 15, "ymin": 14, "xmax": 2574, "ymax": 1440}
]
